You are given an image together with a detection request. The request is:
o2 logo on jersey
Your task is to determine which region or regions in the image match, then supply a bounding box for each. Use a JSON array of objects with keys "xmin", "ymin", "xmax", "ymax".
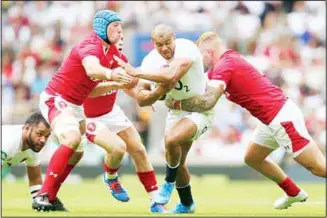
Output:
[
  {"xmin": 1, "ymin": 151, "xmax": 7, "ymax": 161},
  {"xmin": 87, "ymin": 122, "xmax": 96, "ymax": 132},
  {"xmin": 175, "ymin": 80, "xmax": 190, "ymax": 92}
]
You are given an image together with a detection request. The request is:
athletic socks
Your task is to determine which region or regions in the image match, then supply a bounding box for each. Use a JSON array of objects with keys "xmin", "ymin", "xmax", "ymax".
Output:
[{"xmin": 278, "ymin": 177, "xmax": 301, "ymax": 197}]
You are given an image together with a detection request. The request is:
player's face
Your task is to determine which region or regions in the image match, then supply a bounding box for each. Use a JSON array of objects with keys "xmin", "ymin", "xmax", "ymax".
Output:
[
  {"xmin": 116, "ymin": 36, "xmax": 123, "ymax": 52},
  {"xmin": 153, "ymin": 35, "xmax": 175, "ymax": 60},
  {"xmin": 26, "ymin": 122, "xmax": 51, "ymax": 152},
  {"xmin": 199, "ymin": 46, "xmax": 215, "ymax": 69},
  {"xmin": 107, "ymin": 21, "xmax": 122, "ymax": 44}
]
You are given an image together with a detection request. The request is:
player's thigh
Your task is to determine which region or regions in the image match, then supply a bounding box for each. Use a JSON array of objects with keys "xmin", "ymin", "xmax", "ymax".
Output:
[
  {"xmin": 165, "ymin": 117, "xmax": 197, "ymax": 145},
  {"xmin": 246, "ymin": 123, "xmax": 277, "ymax": 163},
  {"xmin": 85, "ymin": 119, "xmax": 126, "ymax": 153},
  {"xmin": 271, "ymin": 101, "xmax": 313, "ymax": 158},
  {"xmin": 182, "ymin": 111, "xmax": 213, "ymax": 142},
  {"xmin": 294, "ymin": 141, "xmax": 326, "ymax": 173},
  {"xmin": 164, "ymin": 111, "xmax": 212, "ymax": 144},
  {"xmin": 39, "ymin": 92, "xmax": 82, "ymax": 145}
]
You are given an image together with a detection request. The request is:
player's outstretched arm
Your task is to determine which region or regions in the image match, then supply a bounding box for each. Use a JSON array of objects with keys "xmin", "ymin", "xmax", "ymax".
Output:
[
  {"xmin": 165, "ymin": 85, "xmax": 224, "ymax": 112},
  {"xmin": 82, "ymin": 56, "xmax": 133, "ymax": 84},
  {"xmin": 26, "ymin": 164, "xmax": 42, "ymax": 200},
  {"xmin": 114, "ymin": 55, "xmax": 192, "ymax": 83}
]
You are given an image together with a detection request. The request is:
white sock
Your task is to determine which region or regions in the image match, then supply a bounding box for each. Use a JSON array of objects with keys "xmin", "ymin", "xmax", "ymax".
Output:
[
  {"xmin": 106, "ymin": 172, "xmax": 118, "ymax": 180},
  {"xmin": 149, "ymin": 190, "xmax": 159, "ymax": 203}
]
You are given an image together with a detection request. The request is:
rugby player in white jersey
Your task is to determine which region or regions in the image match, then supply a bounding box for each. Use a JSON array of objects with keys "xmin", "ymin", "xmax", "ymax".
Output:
[
  {"xmin": 1, "ymin": 111, "xmax": 67, "ymax": 211},
  {"xmin": 114, "ymin": 24, "xmax": 214, "ymax": 213}
]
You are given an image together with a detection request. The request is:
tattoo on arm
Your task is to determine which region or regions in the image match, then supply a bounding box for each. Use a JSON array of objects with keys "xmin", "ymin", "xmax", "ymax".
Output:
[{"xmin": 180, "ymin": 86, "xmax": 223, "ymax": 112}]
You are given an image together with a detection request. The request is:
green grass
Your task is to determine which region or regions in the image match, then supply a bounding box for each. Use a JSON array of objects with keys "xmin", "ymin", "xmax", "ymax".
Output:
[{"xmin": 2, "ymin": 174, "xmax": 326, "ymax": 217}]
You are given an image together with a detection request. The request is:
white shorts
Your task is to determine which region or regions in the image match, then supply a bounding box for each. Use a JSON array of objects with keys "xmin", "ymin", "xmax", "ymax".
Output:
[
  {"xmin": 165, "ymin": 109, "xmax": 214, "ymax": 141},
  {"xmin": 39, "ymin": 91, "xmax": 85, "ymax": 138},
  {"xmin": 251, "ymin": 99, "xmax": 313, "ymax": 158},
  {"xmin": 85, "ymin": 104, "xmax": 133, "ymax": 142}
]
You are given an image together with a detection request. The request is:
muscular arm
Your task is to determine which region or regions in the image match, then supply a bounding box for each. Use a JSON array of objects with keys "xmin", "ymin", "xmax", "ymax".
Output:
[
  {"xmin": 82, "ymin": 56, "xmax": 113, "ymax": 80},
  {"xmin": 115, "ymin": 55, "xmax": 193, "ymax": 83},
  {"xmin": 137, "ymin": 58, "xmax": 193, "ymax": 83},
  {"xmin": 26, "ymin": 164, "xmax": 42, "ymax": 199},
  {"xmin": 165, "ymin": 85, "xmax": 224, "ymax": 112},
  {"xmin": 88, "ymin": 81, "xmax": 123, "ymax": 97}
]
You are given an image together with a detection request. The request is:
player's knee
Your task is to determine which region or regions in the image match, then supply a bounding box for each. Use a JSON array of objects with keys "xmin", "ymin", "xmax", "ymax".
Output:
[
  {"xmin": 309, "ymin": 161, "xmax": 326, "ymax": 178},
  {"xmin": 165, "ymin": 134, "xmax": 179, "ymax": 149},
  {"xmin": 112, "ymin": 140, "xmax": 127, "ymax": 157},
  {"xmin": 60, "ymin": 131, "xmax": 82, "ymax": 149}
]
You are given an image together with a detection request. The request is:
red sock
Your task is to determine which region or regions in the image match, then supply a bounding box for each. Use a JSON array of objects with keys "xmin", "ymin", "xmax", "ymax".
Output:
[
  {"xmin": 137, "ymin": 171, "xmax": 158, "ymax": 192},
  {"xmin": 49, "ymin": 164, "xmax": 75, "ymax": 201},
  {"xmin": 278, "ymin": 177, "xmax": 301, "ymax": 197},
  {"xmin": 104, "ymin": 162, "xmax": 119, "ymax": 175},
  {"xmin": 39, "ymin": 145, "xmax": 74, "ymax": 199}
]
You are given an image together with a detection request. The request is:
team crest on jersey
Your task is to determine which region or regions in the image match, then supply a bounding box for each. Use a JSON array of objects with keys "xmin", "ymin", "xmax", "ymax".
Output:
[{"xmin": 87, "ymin": 122, "xmax": 96, "ymax": 132}]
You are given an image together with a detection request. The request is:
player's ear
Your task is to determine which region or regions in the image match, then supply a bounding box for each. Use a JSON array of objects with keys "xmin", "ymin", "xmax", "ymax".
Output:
[{"xmin": 24, "ymin": 124, "xmax": 31, "ymax": 132}]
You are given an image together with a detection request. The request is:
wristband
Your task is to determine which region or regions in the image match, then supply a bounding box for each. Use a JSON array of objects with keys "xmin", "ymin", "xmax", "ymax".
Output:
[
  {"xmin": 29, "ymin": 184, "xmax": 42, "ymax": 199},
  {"xmin": 173, "ymin": 100, "xmax": 182, "ymax": 110},
  {"xmin": 105, "ymin": 69, "xmax": 112, "ymax": 80}
]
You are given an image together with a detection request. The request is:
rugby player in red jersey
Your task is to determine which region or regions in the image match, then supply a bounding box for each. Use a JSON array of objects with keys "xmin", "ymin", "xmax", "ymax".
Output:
[
  {"xmin": 83, "ymin": 36, "xmax": 167, "ymax": 213},
  {"xmin": 166, "ymin": 32, "xmax": 326, "ymax": 210},
  {"xmin": 33, "ymin": 10, "xmax": 134, "ymax": 212}
]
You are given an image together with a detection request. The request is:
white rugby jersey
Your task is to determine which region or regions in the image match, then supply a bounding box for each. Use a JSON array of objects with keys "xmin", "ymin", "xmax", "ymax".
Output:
[
  {"xmin": 1, "ymin": 125, "xmax": 40, "ymax": 167},
  {"xmin": 140, "ymin": 38, "xmax": 207, "ymax": 100}
]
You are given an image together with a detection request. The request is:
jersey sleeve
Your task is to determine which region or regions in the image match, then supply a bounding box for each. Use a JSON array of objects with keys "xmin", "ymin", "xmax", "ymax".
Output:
[
  {"xmin": 25, "ymin": 152, "xmax": 41, "ymax": 167},
  {"xmin": 207, "ymin": 61, "xmax": 233, "ymax": 90},
  {"xmin": 79, "ymin": 43, "xmax": 103, "ymax": 60}
]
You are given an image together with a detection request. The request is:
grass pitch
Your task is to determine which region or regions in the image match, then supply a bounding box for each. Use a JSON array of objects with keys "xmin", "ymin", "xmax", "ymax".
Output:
[{"xmin": 2, "ymin": 174, "xmax": 326, "ymax": 217}]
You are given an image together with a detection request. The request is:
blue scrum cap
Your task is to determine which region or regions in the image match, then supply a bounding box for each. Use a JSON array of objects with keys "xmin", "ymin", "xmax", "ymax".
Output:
[{"xmin": 93, "ymin": 10, "xmax": 121, "ymax": 44}]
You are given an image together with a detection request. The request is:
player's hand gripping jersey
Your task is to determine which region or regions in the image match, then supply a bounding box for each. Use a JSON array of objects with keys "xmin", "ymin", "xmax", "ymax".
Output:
[{"xmin": 83, "ymin": 52, "xmax": 128, "ymax": 118}]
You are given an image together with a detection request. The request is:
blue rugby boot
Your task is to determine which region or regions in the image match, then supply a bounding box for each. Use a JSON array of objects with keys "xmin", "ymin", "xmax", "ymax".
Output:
[
  {"xmin": 149, "ymin": 202, "xmax": 168, "ymax": 213},
  {"xmin": 103, "ymin": 174, "xmax": 130, "ymax": 202},
  {"xmin": 171, "ymin": 202, "xmax": 195, "ymax": 214},
  {"xmin": 155, "ymin": 181, "xmax": 175, "ymax": 204}
]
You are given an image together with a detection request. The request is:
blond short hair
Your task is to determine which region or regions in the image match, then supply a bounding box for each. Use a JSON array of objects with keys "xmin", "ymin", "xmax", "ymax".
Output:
[{"xmin": 196, "ymin": 32, "xmax": 224, "ymax": 47}]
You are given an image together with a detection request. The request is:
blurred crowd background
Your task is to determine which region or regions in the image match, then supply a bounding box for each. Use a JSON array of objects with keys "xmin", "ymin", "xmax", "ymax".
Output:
[{"xmin": 2, "ymin": 1, "xmax": 326, "ymax": 166}]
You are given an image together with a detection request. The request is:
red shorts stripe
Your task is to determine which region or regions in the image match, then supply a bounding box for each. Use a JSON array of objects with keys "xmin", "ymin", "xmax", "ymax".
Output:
[
  {"xmin": 85, "ymin": 132, "xmax": 96, "ymax": 143},
  {"xmin": 280, "ymin": 121, "xmax": 310, "ymax": 153},
  {"xmin": 45, "ymin": 97, "xmax": 62, "ymax": 124}
]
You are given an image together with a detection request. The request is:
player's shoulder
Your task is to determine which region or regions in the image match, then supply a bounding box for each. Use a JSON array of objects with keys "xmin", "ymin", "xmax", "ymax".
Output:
[
  {"xmin": 175, "ymin": 38, "xmax": 197, "ymax": 49},
  {"xmin": 1, "ymin": 125, "xmax": 23, "ymax": 154},
  {"xmin": 143, "ymin": 49, "xmax": 160, "ymax": 63},
  {"xmin": 77, "ymin": 32, "xmax": 102, "ymax": 50}
]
